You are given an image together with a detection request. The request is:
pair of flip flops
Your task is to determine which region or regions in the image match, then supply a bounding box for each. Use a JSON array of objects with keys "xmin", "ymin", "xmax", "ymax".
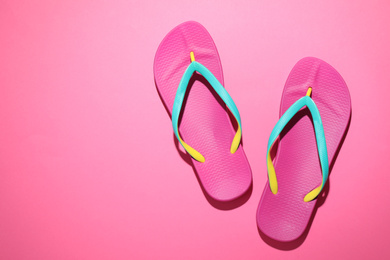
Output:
[{"xmin": 154, "ymin": 21, "xmax": 351, "ymax": 242}]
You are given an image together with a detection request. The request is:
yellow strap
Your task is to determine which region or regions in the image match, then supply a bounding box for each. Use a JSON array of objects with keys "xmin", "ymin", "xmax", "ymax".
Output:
[
  {"xmin": 190, "ymin": 51, "xmax": 195, "ymax": 62},
  {"xmin": 178, "ymin": 135, "xmax": 205, "ymax": 163},
  {"xmin": 267, "ymin": 144, "xmax": 278, "ymax": 194}
]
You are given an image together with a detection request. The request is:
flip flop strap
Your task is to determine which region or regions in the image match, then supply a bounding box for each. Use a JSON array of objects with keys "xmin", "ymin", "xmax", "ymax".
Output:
[
  {"xmin": 267, "ymin": 89, "xmax": 329, "ymax": 202},
  {"xmin": 172, "ymin": 52, "xmax": 242, "ymax": 163}
]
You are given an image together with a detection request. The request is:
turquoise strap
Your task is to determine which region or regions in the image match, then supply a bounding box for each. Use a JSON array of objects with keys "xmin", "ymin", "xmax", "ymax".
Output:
[
  {"xmin": 266, "ymin": 89, "xmax": 329, "ymax": 202},
  {"xmin": 172, "ymin": 53, "xmax": 242, "ymax": 163}
]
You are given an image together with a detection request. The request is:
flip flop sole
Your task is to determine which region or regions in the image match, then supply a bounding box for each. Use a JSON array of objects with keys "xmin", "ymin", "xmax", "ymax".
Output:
[
  {"xmin": 257, "ymin": 57, "xmax": 351, "ymax": 241},
  {"xmin": 154, "ymin": 21, "xmax": 252, "ymax": 201}
]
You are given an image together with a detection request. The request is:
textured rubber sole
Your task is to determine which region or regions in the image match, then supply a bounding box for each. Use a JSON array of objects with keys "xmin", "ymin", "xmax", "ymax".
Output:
[
  {"xmin": 154, "ymin": 21, "xmax": 252, "ymax": 202},
  {"xmin": 257, "ymin": 57, "xmax": 351, "ymax": 242}
]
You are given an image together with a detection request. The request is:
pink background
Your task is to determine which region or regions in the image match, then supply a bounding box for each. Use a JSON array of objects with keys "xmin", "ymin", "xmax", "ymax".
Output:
[{"xmin": 1, "ymin": 0, "xmax": 389, "ymax": 259}]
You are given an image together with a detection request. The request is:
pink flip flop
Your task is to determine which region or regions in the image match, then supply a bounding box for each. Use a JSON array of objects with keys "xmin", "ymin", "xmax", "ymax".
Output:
[
  {"xmin": 257, "ymin": 57, "xmax": 351, "ymax": 242},
  {"xmin": 153, "ymin": 21, "xmax": 252, "ymax": 202}
]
